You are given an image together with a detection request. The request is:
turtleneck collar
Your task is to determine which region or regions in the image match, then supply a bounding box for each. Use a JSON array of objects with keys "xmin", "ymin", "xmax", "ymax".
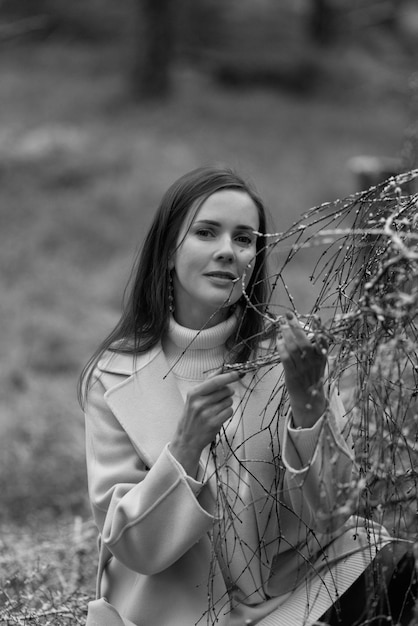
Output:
[{"xmin": 162, "ymin": 313, "xmax": 238, "ymax": 381}]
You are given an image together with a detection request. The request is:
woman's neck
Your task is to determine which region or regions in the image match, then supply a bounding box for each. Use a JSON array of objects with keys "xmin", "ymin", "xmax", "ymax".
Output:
[{"xmin": 172, "ymin": 305, "xmax": 230, "ymax": 330}]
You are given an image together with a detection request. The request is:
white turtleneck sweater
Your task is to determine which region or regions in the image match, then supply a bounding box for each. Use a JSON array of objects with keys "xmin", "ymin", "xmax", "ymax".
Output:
[{"xmin": 162, "ymin": 313, "xmax": 237, "ymax": 391}]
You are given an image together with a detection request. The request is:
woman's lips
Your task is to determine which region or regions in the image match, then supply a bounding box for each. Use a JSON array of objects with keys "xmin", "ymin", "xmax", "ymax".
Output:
[{"xmin": 205, "ymin": 271, "xmax": 237, "ymax": 280}]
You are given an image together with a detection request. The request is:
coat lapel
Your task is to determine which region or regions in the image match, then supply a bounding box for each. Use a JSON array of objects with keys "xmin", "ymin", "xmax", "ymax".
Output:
[{"xmin": 101, "ymin": 347, "xmax": 185, "ymax": 468}]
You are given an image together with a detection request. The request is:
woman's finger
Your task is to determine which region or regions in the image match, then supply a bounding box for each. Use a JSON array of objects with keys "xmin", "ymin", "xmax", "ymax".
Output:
[
  {"xmin": 283, "ymin": 312, "xmax": 311, "ymax": 344},
  {"xmin": 281, "ymin": 312, "xmax": 328, "ymax": 359},
  {"xmin": 279, "ymin": 321, "xmax": 309, "ymax": 362},
  {"xmin": 188, "ymin": 387, "xmax": 233, "ymax": 417},
  {"xmin": 200, "ymin": 370, "xmax": 240, "ymax": 394},
  {"xmin": 206, "ymin": 396, "xmax": 234, "ymax": 419},
  {"xmin": 206, "ymin": 367, "xmax": 224, "ymax": 379}
]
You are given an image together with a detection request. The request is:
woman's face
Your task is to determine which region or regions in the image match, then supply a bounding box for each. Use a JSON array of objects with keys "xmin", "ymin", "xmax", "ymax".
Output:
[{"xmin": 170, "ymin": 189, "xmax": 260, "ymax": 329}]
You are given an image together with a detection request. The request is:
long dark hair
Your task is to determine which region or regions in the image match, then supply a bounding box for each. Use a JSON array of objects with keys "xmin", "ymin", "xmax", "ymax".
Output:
[{"xmin": 78, "ymin": 166, "xmax": 270, "ymax": 405}]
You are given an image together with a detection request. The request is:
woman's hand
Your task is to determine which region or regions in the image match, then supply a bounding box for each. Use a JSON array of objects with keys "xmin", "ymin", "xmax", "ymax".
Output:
[
  {"xmin": 169, "ymin": 370, "xmax": 241, "ymax": 477},
  {"xmin": 276, "ymin": 312, "xmax": 327, "ymax": 429}
]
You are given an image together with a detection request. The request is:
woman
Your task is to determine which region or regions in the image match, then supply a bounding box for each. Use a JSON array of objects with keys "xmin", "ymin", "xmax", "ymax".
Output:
[{"xmin": 79, "ymin": 167, "xmax": 415, "ymax": 626}]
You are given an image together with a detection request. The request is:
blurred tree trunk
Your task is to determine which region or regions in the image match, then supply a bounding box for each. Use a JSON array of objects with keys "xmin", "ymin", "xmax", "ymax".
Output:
[
  {"xmin": 133, "ymin": 0, "xmax": 173, "ymax": 99},
  {"xmin": 309, "ymin": 0, "xmax": 336, "ymax": 45}
]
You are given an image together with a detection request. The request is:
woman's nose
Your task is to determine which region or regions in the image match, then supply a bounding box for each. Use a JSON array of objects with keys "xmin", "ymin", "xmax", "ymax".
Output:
[{"xmin": 214, "ymin": 236, "xmax": 235, "ymax": 261}]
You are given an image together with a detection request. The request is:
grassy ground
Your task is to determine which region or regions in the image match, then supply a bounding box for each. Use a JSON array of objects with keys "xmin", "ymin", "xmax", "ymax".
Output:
[
  {"xmin": 0, "ymin": 13, "xmax": 417, "ymax": 623},
  {"xmin": 1, "ymin": 516, "xmax": 96, "ymax": 624}
]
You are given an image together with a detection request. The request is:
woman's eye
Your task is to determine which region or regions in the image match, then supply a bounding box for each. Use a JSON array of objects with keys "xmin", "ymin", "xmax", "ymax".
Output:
[
  {"xmin": 236, "ymin": 234, "xmax": 254, "ymax": 246},
  {"xmin": 195, "ymin": 228, "xmax": 214, "ymax": 238}
]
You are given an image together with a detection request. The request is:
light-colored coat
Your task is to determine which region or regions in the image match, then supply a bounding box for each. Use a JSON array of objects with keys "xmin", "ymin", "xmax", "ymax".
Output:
[{"xmin": 84, "ymin": 345, "xmax": 377, "ymax": 626}]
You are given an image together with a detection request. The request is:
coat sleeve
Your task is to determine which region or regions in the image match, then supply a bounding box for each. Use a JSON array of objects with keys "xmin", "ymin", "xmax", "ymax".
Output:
[
  {"xmin": 84, "ymin": 373, "xmax": 218, "ymax": 575},
  {"xmin": 281, "ymin": 388, "xmax": 358, "ymax": 534}
]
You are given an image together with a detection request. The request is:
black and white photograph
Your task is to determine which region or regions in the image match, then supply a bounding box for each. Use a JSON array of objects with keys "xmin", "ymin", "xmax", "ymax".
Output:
[{"xmin": 1, "ymin": 2, "xmax": 418, "ymax": 625}]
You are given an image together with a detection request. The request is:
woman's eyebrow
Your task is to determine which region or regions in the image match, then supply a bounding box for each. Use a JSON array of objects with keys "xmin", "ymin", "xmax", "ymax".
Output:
[{"xmin": 194, "ymin": 219, "xmax": 256, "ymax": 231}]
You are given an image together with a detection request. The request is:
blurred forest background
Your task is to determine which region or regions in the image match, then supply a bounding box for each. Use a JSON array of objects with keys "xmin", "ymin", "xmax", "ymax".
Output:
[{"xmin": 1, "ymin": 0, "xmax": 418, "ymax": 623}]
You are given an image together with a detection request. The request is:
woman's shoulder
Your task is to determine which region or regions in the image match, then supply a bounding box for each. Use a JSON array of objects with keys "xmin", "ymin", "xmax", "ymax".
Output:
[
  {"xmin": 97, "ymin": 342, "xmax": 162, "ymax": 376},
  {"xmin": 97, "ymin": 350, "xmax": 136, "ymax": 375}
]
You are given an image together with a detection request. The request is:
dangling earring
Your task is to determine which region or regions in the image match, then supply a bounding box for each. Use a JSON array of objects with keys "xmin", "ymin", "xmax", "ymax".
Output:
[{"xmin": 168, "ymin": 272, "xmax": 175, "ymax": 314}]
